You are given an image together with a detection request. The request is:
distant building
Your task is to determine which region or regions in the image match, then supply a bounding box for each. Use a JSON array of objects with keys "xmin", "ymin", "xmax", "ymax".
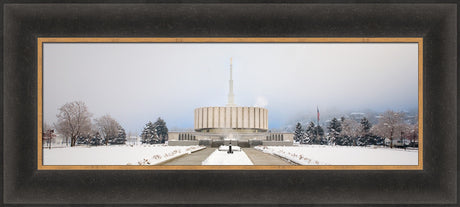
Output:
[
  {"xmin": 349, "ymin": 112, "xmax": 365, "ymax": 121},
  {"xmin": 126, "ymin": 136, "xmax": 140, "ymax": 145}
]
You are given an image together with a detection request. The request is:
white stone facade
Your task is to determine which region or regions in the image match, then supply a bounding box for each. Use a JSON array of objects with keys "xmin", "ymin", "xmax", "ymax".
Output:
[
  {"xmin": 194, "ymin": 107, "xmax": 268, "ymax": 132},
  {"xmin": 168, "ymin": 131, "xmax": 293, "ymax": 142}
]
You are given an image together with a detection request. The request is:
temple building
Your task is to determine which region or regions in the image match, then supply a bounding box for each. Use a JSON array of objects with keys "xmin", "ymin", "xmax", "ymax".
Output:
[{"xmin": 168, "ymin": 58, "xmax": 293, "ymax": 147}]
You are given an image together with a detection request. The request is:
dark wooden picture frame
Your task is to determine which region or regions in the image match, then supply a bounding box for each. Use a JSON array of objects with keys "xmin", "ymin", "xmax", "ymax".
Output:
[{"xmin": 3, "ymin": 2, "xmax": 457, "ymax": 205}]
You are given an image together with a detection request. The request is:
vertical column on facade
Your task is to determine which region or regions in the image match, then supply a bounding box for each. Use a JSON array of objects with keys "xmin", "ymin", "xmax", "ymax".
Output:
[
  {"xmin": 194, "ymin": 109, "xmax": 197, "ymax": 130},
  {"xmin": 261, "ymin": 108, "xmax": 265, "ymax": 130},
  {"xmin": 265, "ymin": 109, "xmax": 268, "ymax": 130},
  {"xmin": 255, "ymin": 107, "xmax": 260, "ymax": 129},
  {"xmin": 213, "ymin": 107, "xmax": 219, "ymax": 129},
  {"xmin": 208, "ymin": 107, "xmax": 213, "ymax": 128},
  {"xmin": 231, "ymin": 107, "xmax": 237, "ymax": 128},
  {"xmin": 237, "ymin": 107, "xmax": 243, "ymax": 129},
  {"xmin": 225, "ymin": 107, "xmax": 231, "ymax": 128},
  {"xmin": 243, "ymin": 107, "xmax": 249, "ymax": 128},
  {"xmin": 263, "ymin": 109, "xmax": 266, "ymax": 130},
  {"xmin": 249, "ymin": 107, "xmax": 255, "ymax": 128},
  {"xmin": 219, "ymin": 107, "xmax": 225, "ymax": 128},
  {"xmin": 203, "ymin": 107, "xmax": 208, "ymax": 129},
  {"xmin": 198, "ymin": 108, "xmax": 203, "ymax": 129}
]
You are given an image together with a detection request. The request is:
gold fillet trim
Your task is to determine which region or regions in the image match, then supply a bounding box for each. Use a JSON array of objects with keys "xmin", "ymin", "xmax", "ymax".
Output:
[
  {"xmin": 37, "ymin": 37, "xmax": 423, "ymax": 170},
  {"xmin": 38, "ymin": 38, "xmax": 44, "ymax": 169},
  {"xmin": 418, "ymin": 39, "xmax": 423, "ymax": 169}
]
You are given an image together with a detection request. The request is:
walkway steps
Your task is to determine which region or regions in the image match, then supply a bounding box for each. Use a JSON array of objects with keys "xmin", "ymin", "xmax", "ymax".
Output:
[
  {"xmin": 243, "ymin": 148, "xmax": 293, "ymax": 165},
  {"xmin": 160, "ymin": 148, "xmax": 216, "ymax": 165},
  {"xmin": 159, "ymin": 147, "xmax": 293, "ymax": 165}
]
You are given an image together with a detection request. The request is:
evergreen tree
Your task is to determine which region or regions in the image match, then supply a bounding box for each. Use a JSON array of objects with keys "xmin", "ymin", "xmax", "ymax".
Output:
[
  {"xmin": 153, "ymin": 117, "xmax": 169, "ymax": 143},
  {"xmin": 357, "ymin": 117, "xmax": 373, "ymax": 146},
  {"xmin": 337, "ymin": 135, "xmax": 352, "ymax": 146},
  {"xmin": 111, "ymin": 126, "xmax": 127, "ymax": 144},
  {"xmin": 334, "ymin": 116, "xmax": 349, "ymax": 146},
  {"xmin": 141, "ymin": 121, "xmax": 158, "ymax": 144},
  {"xmin": 305, "ymin": 122, "xmax": 325, "ymax": 144},
  {"xmin": 76, "ymin": 134, "xmax": 90, "ymax": 145},
  {"xmin": 140, "ymin": 118, "xmax": 168, "ymax": 144},
  {"xmin": 316, "ymin": 125, "xmax": 326, "ymax": 145},
  {"xmin": 328, "ymin": 118, "xmax": 342, "ymax": 133},
  {"xmin": 327, "ymin": 117, "xmax": 342, "ymax": 145},
  {"xmin": 301, "ymin": 130, "xmax": 310, "ymax": 144},
  {"xmin": 360, "ymin": 117, "xmax": 372, "ymax": 135},
  {"xmin": 90, "ymin": 132, "xmax": 103, "ymax": 146},
  {"xmin": 293, "ymin": 122, "xmax": 304, "ymax": 143},
  {"xmin": 305, "ymin": 122, "xmax": 316, "ymax": 144}
]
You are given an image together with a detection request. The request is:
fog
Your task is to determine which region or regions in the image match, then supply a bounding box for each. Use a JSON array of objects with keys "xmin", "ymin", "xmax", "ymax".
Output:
[{"xmin": 43, "ymin": 43, "xmax": 419, "ymax": 134}]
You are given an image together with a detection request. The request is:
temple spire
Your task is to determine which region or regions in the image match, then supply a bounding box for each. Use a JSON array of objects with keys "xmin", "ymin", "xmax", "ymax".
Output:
[{"xmin": 227, "ymin": 57, "xmax": 236, "ymax": 106}]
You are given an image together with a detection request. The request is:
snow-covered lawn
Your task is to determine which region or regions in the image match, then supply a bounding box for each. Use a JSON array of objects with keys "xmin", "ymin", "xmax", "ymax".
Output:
[
  {"xmin": 43, "ymin": 145, "xmax": 205, "ymax": 165},
  {"xmin": 255, "ymin": 145, "xmax": 418, "ymax": 165},
  {"xmin": 202, "ymin": 149, "xmax": 253, "ymax": 165}
]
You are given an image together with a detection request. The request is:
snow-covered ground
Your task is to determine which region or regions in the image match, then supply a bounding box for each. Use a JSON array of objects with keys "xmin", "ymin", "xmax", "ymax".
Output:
[
  {"xmin": 43, "ymin": 145, "xmax": 205, "ymax": 165},
  {"xmin": 202, "ymin": 149, "xmax": 253, "ymax": 165},
  {"xmin": 255, "ymin": 145, "xmax": 418, "ymax": 165}
]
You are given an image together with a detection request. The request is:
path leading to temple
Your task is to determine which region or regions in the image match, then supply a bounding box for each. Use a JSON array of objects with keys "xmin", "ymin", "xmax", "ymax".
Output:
[
  {"xmin": 159, "ymin": 147, "xmax": 293, "ymax": 165},
  {"xmin": 243, "ymin": 148, "xmax": 293, "ymax": 165},
  {"xmin": 160, "ymin": 148, "xmax": 215, "ymax": 165}
]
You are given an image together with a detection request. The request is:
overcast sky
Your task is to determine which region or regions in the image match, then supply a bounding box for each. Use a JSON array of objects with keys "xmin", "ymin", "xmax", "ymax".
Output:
[{"xmin": 43, "ymin": 43, "xmax": 419, "ymax": 134}]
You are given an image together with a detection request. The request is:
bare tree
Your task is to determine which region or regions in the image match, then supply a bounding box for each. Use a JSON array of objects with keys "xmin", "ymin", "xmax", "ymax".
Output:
[
  {"xmin": 56, "ymin": 101, "xmax": 93, "ymax": 147},
  {"xmin": 341, "ymin": 119, "xmax": 360, "ymax": 137},
  {"xmin": 373, "ymin": 110, "xmax": 405, "ymax": 148},
  {"xmin": 42, "ymin": 122, "xmax": 55, "ymax": 149},
  {"xmin": 43, "ymin": 122, "xmax": 53, "ymax": 132},
  {"xmin": 94, "ymin": 114, "xmax": 121, "ymax": 145},
  {"xmin": 407, "ymin": 122, "xmax": 419, "ymax": 147},
  {"xmin": 341, "ymin": 119, "xmax": 360, "ymax": 145}
]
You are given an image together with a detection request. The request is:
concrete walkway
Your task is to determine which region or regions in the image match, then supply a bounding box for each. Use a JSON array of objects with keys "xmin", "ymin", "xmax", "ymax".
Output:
[
  {"xmin": 243, "ymin": 148, "xmax": 293, "ymax": 165},
  {"xmin": 160, "ymin": 148, "xmax": 216, "ymax": 165},
  {"xmin": 160, "ymin": 147, "xmax": 293, "ymax": 165}
]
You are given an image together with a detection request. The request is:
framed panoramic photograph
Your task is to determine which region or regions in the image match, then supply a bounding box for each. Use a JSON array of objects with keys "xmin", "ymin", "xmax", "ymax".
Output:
[
  {"xmin": 3, "ymin": 2, "xmax": 457, "ymax": 206},
  {"xmin": 38, "ymin": 37, "xmax": 423, "ymax": 170}
]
